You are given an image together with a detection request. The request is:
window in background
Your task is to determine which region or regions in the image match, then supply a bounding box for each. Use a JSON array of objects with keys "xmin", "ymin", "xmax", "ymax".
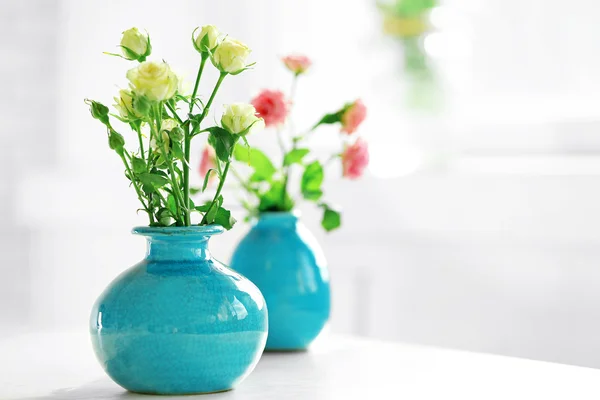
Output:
[{"xmin": 369, "ymin": 0, "xmax": 600, "ymax": 177}]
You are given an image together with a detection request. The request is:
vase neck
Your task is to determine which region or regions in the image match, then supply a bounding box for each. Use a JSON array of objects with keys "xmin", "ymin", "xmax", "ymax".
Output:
[
  {"xmin": 146, "ymin": 237, "xmax": 212, "ymax": 262},
  {"xmin": 132, "ymin": 226, "xmax": 224, "ymax": 262},
  {"xmin": 254, "ymin": 211, "xmax": 301, "ymax": 230}
]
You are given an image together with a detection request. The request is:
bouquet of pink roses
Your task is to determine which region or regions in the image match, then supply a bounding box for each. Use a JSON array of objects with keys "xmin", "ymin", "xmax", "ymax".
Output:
[{"xmin": 198, "ymin": 54, "xmax": 369, "ymax": 231}]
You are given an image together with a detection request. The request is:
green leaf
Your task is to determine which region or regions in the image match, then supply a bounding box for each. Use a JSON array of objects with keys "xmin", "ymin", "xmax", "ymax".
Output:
[
  {"xmin": 205, "ymin": 203, "xmax": 218, "ymax": 224},
  {"xmin": 150, "ymin": 193, "xmax": 161, "ymax": 208},
  {"xmin": 258, "ymin": 181, "xmax": 294, "ymax": 212},
  {"xmin": 315, "ymin": 110, "xmax": 343, "ymax": 128},
  {"xmin": 207, "ymin": 126, "xmax": 236, "ymax": 162},
  {"xmin": 171, "ymin": 141, "xmax": 185, "ymax": 160},
  {"xmin": 195, "ymin": 203, "xmax": 212, "ymax": 212},
  {"xmin": 213, "ymin": 207, "xmax": 237, "ymax": 230},
  {"xmin": 196, "ymin": 195, "xmax": 223, "ymax": 224},
  {"xmin": 249, "ymin": 172, "xmax": 266, "ymax": 182},
  {"xmin": 301, "ymin": 161, "xmax": 324, "ymax": 201},
  {"xmin": 131, "ymin": 156, "xmax": 146, "ymax": 174},
  {"xmin": 189, "ymin": 114, "xmax": 203, "ymax": 133},
  {"xmin": 303, "ymin": 189, "xmax": 323, "ymax": 201},
  {"xmin": 166, "ymin": 194, "xmax": 178, "ymax": 216},
  {"xmin": 141, "ymin": 183, "xmax": 154, "ymax": 196},
  {"xmin": 190, "ymin": 187, "xmax": 201, "ymax": 195},
  {"xmin": 201, "ymin": 168, "xmax": 217, "ymax": 192},
  {"xmin": 233, "ymin": 145, "xmax": 276, "ymax": 181},
  {"xmin": 138, "ymin": 172, "xmax": 170, "ymax": 189},
  {"xmin": 154, "ymin": 153, "xmax": 167, "ymax": 168},
  {"xmin": 283, "ymin": 148, "xmax": 310, "ymax": 166},
  {"xmin": 132, "ymin": 95, "xmax": 151, "ymax": 117},
  {"xmin": 129, "ymin": 118, "xmax": 142, "ymax": 132},
  {"xmin": 174, "ymin": 94, "xmax": 191, "ymax": 104},
  {"xmin": 321, "ymin": 205, "xmax": 342, "ymax": 232}
]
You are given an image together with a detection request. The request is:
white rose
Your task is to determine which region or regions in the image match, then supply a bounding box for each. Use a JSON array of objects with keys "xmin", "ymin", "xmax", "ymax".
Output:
[
  {"xmin": 126, "ymin": 61, "xmax": 179, "ymax": 102},
  {"xmin": 150, "ymin": 130, "xmax": 170, "ymax": 153},
  {"xmin": 212, "ymin": 38, "xmax": 251, "ymax": 74},
  {"xmin": 113, "ymin": 89, "xmax": 139, "ymax": 118},
  {"xmin": 194, "ymin": 25, "xmax": 220, "ymax": 53},
  {"xmin": 120, "ymin": 28, "xmax": 150, "ymax": 61},
  {"xmin": 160, "ymin": 119, "xmax": 178, "ymax": 132},
  {"xmin": 221, "ymin": 103, "xmax": 264, "ymax": 135}
]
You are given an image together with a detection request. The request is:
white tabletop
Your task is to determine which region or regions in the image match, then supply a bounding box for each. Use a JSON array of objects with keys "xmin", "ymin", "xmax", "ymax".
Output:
[{"xmin": 2, "ymin": 330, "xmax": 600, "ymax": 400}]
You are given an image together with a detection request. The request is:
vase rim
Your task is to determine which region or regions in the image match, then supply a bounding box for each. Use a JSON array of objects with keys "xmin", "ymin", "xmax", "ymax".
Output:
[
  {"xmin": 132, "ymin": 225, "xmax": 225, "ymax": 237},
  {"xmin": 257, "ymin": 210, "xmax": 301, "ymax": 218}
]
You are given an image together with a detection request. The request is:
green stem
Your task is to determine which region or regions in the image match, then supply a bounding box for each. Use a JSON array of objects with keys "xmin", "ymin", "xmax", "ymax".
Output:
[
  {"xmin": 136, "ymin": 127, "xmax": 145, "ymax": 161},
  {"xmin": 154, "ymin": 188, "xmax": 169, "ymax": 208},
  {"xmin": 181, "ymin": 55, "xmax": 208, "ymax": 226},
  {"xmin": 153, "ymin": 104, "xmax": 186, "ymax": 224},
  {"xmin": 190, "ymin": 54, "xmax": 208, "ymax": 114},
  {"xmin": 182, "ymin": 133, "xmax": 192, "ymax": 225},
  {"xmin": 162, "ymin": 147, "xmax": 186, "ymax": 224},
  {"xmin": 198, "ymin": 72, "xmax": 227, "ymax": 127},
  {"xmin": 276, "ymin": 128, "xmax": 287, "ymax": 155},
  {"xmin": 280, "ymin": 75, "xmax": 300, "ymax": 208},
  {"xmin": 200, "ymin": 161, "xmax": 230, "ymax": 225},
  {"xmin": 165, "ymin": 102, "xmax": 183, "ymax": 124},
  {"xmin": 119, "ymin": 152, "xmax": 154, "ymax": 224}
]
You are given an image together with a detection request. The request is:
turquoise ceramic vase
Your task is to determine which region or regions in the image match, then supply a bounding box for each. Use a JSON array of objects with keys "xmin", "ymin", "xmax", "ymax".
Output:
[
  {"xmin": 230, "ymin": 211, "xmax": 330, "ymax": 351},
  {"xmin": 90, "ymin": 226, "xmax": 268, "ymax": 395}
]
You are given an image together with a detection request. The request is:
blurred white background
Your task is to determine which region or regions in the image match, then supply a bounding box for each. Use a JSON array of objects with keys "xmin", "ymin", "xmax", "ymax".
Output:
[{"xmin": 3, "ymin": 0, "xmax": 600, "ymax": 369}]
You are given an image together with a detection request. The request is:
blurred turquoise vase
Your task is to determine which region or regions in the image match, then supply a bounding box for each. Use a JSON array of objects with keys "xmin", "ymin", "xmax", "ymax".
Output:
[
  {"xmin": 230, "ymin": 212, "xmax": 330, "ymax": 351},
  {"xmin": 90, "ymin": 226, "xmax": 268, "ymax": 395}
]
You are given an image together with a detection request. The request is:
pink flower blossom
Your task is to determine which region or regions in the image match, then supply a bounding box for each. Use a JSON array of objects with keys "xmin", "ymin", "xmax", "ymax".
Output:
[
  {"xmin": 199, "ymin": 145, "xmax": 216, "ymax": 184},
  {"xmin": 251, "ymin": 89, "xmax": 289, "ymax": 127},
  {"xmin": 282, "ymin": 54, "xmax": 312, "ymax": 75},
  {"xmin": 340, "ymin": 99, "xmax": 367, "ymax": 135},
  {"xmin": 342, "ymin": 138, "xmax": 369, "ymax": 179}
]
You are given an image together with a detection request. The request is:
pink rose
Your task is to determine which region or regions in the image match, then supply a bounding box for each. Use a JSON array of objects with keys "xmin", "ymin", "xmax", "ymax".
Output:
[
  {"xmin": 199, "ymin": 145, "xmax": 216, "ymax": 184},
  {"xmin": 251, "ymin": 89, "xmax": 289, "ymax": 127},
  {"xmin": 282, "ymin": 54, "xmax": 312, "ymax": 75},
  {"xmin": 342, "ymin": 138, "xmax": 369, "ymax": 179},
  {"xmin": 340, "ymin": 99, "xmax": 367, "ymax": 135}
]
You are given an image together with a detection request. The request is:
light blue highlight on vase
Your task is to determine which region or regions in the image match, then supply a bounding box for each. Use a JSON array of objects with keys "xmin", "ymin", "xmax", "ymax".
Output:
[
  {"xmin": 230, "ymin": 211, "xmax": 330, "ymax": 351},
  {"xmin": 90, "ymin": 225, "xmax": 268, "ymax": 395}
]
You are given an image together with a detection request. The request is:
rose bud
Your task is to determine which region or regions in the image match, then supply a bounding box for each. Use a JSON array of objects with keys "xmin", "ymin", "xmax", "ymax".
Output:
[
  {"xmin": 342, "ymin": 138, "xmax": 369, "ymax": 179},
  {"xmin": 282, "ymin": 54, "xmax": 312, "ymax": 75}
]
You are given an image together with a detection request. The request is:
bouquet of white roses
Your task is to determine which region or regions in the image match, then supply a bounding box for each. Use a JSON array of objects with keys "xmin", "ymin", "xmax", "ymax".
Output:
[{"xmin": 85, "ymin": 26, "xmax": 264, "ymax": 229}]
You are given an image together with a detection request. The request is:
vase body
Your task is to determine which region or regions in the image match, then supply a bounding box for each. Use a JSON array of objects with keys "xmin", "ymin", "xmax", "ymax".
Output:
[
  {"xmin": 230, "ymin": 212, "xmax": 330, "ymax": 351},
  {"xmin": 90, "ymin": 226, "xmax": 268, "ymax": 395}
]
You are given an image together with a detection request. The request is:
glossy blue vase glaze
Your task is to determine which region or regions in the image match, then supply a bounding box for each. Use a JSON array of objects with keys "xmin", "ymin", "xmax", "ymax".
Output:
[
  {"xmin": 90, "ymin": 226, "xmax": 268, "ymax": 395},
  {"xmin": 230, "ymin": 212, "xmax": 330, "ymax": 351}
]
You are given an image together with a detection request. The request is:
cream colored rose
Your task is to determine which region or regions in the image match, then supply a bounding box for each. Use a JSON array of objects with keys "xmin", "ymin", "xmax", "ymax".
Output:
[
  {"xmin": 221, "ymin": 103, "xmax": 264, "ymax": 135},
  {"xmin": 113, "ymin": 89, "xmax": 139, "ymax": 118},
  {"xmin": 150, "ymin": 130, "xmax": 170, "ymax": 153},
  {"xmin": 126, "ymin": 61, "xmax": 179, "ymax": 102},
  {"xmin": 160, "ymin": 119, "xmax": 178, "ymax": 132},
  {"xmin": 120, "ymin": 28, "xmax": 150, "ymax": 60},
  {"xmin": 194, "ymin": 25, "xmax": 220, "ymax": 53},
  {"xmin": 212, "ymin": 38, "xmax": 251, "ymax": 74}
]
